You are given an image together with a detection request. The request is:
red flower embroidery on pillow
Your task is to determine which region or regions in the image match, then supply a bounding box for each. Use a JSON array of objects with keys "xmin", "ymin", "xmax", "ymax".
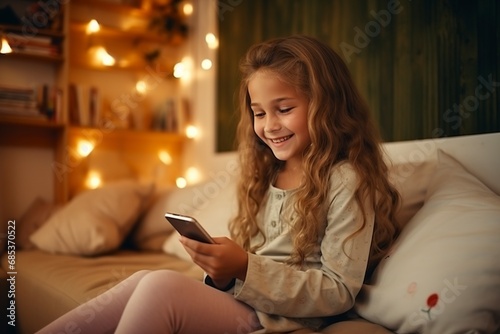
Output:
[{"xmin": 421, "ymin": 293, "xmax": 439, "ymax": 319}]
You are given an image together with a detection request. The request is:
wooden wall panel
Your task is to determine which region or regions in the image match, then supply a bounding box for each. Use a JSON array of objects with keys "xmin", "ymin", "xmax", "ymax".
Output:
[{"xmin": 217, "ymin": 0, "xmax": 499, "ymax": 152}]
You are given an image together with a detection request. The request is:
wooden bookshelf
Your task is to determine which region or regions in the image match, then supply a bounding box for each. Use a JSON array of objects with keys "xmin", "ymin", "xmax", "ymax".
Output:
[{"xmin": 0, "ymin": 0, "xmax": 190, "ymax": 207}]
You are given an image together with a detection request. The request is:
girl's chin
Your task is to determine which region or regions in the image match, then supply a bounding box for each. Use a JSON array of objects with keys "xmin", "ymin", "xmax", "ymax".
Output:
[{"xmin": 270, "ymin": 150, "xmax": 291, "ymax": 161}]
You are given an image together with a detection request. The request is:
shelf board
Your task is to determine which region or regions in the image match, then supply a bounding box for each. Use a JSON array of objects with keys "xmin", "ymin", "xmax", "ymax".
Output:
[
  {"xmin": 69, "ymin": 21, "xmax": 179, "ymax": 44},
  {"xmin": 67, "ymin": 126, "xmax": 185, "ymax": 153},
  {"xmin": 0, "ymin": 115, "xmax": 64, "ymax": 128},
  {"xmin": 70, "ymin": 58, "xmax": 175, "ymax": 74},
  {"xmin": 0, "ymin": 116, "xmax": 65, "ymax": 147},
  {"xmin": 0, "ymin": 52, "xmax": 64, "ymax": 63}
]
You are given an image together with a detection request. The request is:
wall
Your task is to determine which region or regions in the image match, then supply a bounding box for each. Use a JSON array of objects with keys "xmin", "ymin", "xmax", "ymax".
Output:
[
  {"xmin": 0, "ymin": 147, "xmax": 54, "ymax": 223},
  {"xmin": 216, "ymin": 0, "xmax": 500, "ymax": 152},
  {"xmin": 182, "ymin": 0, "xmax": 238, "ymax": 185},
  {"xmin": 0, "ymin": 57, "xmax": 59, "ymax": 223}
]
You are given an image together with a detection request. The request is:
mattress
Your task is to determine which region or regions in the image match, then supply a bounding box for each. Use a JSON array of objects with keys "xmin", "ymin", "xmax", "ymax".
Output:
[{"xmin": 1, "ymin": 250, "xmax": 203, "ymax": 334}]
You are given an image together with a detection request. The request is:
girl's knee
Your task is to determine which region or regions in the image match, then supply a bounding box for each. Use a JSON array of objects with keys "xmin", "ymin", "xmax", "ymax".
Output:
[
  {"xmin": 140, "ymin": 270, "xmax": 187, "ymax": 284},
  {"xmin": 131, "ymin": 269, "xmax": 152, "ymax": 277},
  {"xmin": 136, "ymin": 270, "xmax": 197, "ymax": 294},
  {"xmin": 126, "ymin": 269, "xmax": 152, "ymax": 282}
]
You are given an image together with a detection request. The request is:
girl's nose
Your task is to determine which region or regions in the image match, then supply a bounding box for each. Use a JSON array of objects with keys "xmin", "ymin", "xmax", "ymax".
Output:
[{"xmin": 265, "ymin": 114, "xmax": 281, "ymax": 132}]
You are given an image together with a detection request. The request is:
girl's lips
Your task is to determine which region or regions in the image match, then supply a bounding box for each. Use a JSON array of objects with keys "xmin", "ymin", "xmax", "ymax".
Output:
[{"xmin": 269, "ymin": 135, "xmax": 293, "ymax": 143}]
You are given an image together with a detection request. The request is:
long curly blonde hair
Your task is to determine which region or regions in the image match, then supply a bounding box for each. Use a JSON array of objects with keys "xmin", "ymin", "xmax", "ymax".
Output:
[{"xmin": 229, "ymin": 35, "xmax": 400, "ymax": 272}]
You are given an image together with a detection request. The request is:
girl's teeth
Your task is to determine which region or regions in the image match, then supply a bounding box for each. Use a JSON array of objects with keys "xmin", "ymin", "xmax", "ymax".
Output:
[{"xmin": 272, "ymin": 136, "xmax": 291, "ymax": 143}]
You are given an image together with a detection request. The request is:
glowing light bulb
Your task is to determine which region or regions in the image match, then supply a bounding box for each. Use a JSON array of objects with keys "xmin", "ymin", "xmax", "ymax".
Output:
[
  {"xmin": 95, "ymin": 46, "xmax": 115, "ymax": 66},
  {"xmin": 205, "ymin": 33, "xmax": 219, "ymax": 49},
  {"xmin": 185, "ymin": 167, "xmax": 201, "ymax": 183},
  {"xmin": 0, "ymin": 36, "xmax": 12, "ymax": 54},
  {"xmin": 86, "ymin": 19, "xmax": 100, "ymax": 35},
  {"xmin": 173, "ymin": 62, "xmax": 186, "ymax": 78},
  {"xmin": 77, "ymin": 140, "xmax": 94, "ymax": 157},
  {"xmin": 185, "ymin": 125, "xmax": 198, "ymax": 139},
  {"xmin": 101, "ymin": 52, "xmax": 115, "ymax": 66},
  {"xmin": 201, "ymin": 58, "xmax": 212, "ymax": 70},
  {"xmin": 86, "ymin": 171, "xmax": 102, "ymax": 189},
  {"xmin": 183, "ymin": 3, "xmax": 193, "ymax": 15},
  {"xmin": 136, "ymin": 80, "xmax": 147, "ymax": 95},
  {"xmin": 158, "ymin": 150, "xmax": 172, "ymax": 165},
  {"xmin": 176, "ymin": 177, "xmax": 187, "ymax": 188}
]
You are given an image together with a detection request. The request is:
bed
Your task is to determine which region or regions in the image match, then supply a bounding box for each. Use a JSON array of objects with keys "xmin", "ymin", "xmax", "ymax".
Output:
[{"xmin": 1, "ymin": 132, "xmax": 499, "ymax": 334}]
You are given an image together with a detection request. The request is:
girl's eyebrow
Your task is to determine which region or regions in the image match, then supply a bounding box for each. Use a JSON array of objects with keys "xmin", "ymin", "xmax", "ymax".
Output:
[{"xmin": 250, "ymin": 97, "xmax": 295, "ymax": 107}]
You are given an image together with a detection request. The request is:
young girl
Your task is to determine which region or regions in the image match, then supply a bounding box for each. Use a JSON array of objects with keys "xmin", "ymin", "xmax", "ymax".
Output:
[{"xmin": 37, "ymin": 35, "xmax": 400, "ymax": 334}]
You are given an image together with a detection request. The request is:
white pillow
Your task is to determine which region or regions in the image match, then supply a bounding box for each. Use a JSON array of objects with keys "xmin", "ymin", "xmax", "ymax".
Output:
[
  {"xmin": 355, "ymin": 150, "xmax": 500, "ymax": 333},
  {"xmin": 30, "ymin": 180, "xmax": 154, "ymax": 256},
  {"xmin": 132, "ymin": 184, "xmax": 208, "ymax": 250},
  {"xmin": 388, "ymin": 160, "xmax": 437, "ymax": 227},
  {"xmin": 162, "ymin": 180, "xmax": 235, "ymax": 261}
]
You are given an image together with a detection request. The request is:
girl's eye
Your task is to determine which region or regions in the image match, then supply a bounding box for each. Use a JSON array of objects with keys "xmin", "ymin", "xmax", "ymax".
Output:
[
  {"xmin": 279, "ymin": 107, "xmax": 293, "ymax": 113},
  {"xmin": 253, "ymin": 112, "xmax": 265, "ymax": 118}
]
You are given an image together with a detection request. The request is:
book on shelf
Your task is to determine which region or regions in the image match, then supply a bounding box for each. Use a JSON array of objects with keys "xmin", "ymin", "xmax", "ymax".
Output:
[
  {"xmin": 0, "ymin": 104, "xmax": 41, "ymax": 117},
  {"xmin": 5, "ymin": 31, "xmax": 62, "ymax": 57},
  {"xmin": 0, "ymin": 84, "xmax": 35, "ymax": 99},
  {"xmin": 6, "ymin": 33, "xmax": 53, "ymax": 46},
  {"xmin": 150, "ymin": 97, "xmax": 191, "ymax": 133},
  {"xmin": 38, "ymin": 84, "xmax": 63, "ymax": 121},
  {"xmin": 52, "ymin": 88, "xmax": 63, "ymax": 123},
  {"xmin": 69, "ymin": 83, "xmax": 101, "ymax": 127},
  {"xmin": 11, "ymin": 44, "xmax": 60, "ymax": 57},
  {"xmin": 89, "ymin": 86, "xmax": 101, "ymax": 127},
  {"xmin": 68, "ymin": 84, "xmax": 79, "ymax": 125},
  {"xmin": 0, "ymin": 84, "xmax": 39, "ymax": 117},
  {"xmin": 0, "ymin": 84, "xmax": 62, "ymax": 121}
]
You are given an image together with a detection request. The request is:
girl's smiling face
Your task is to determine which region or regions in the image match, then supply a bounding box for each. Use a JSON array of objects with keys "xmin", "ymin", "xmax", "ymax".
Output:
[{"xmin": 248, "ymin": 70, "xmax": 311, "ymax": 170}]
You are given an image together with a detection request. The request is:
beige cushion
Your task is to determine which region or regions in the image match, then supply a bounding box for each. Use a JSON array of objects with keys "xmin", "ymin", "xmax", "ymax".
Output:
[
  {"xmin": 16, "ymin": 197, "xmax": 60, "ymax": 250},
  {"xmin": 30, "ymin": 180, "xmax": 154, "ymax": 256},
  {"xmin": 132, "ymin": 183, "xmax": 216, "ymax": 250},
  {"xmin": 162, "ymin": 180, "xmax": 235, "ymax": 260}
]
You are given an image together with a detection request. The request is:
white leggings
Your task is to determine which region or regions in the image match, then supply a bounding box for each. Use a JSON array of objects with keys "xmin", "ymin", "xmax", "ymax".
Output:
[{"xmin": 37, "ymin": 270, "xmax": 262, "ymax": 334}]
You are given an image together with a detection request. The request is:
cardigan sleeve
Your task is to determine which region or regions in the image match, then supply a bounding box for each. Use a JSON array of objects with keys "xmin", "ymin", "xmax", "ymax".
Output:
[{"xmin": 233, "ymin": 163, "xmax": 375, "ymax": 318}]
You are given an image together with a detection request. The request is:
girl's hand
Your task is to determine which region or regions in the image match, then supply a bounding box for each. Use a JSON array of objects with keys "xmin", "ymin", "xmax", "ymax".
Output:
[{"xmin": 179, "ymin": 236, "xmax": 248, "ymax": 284}]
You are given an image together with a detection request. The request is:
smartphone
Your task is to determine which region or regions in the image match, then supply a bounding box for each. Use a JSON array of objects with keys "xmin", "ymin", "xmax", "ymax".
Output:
[{"xmin": 164, "ymin": 212, "xmax": 215, "ymax": 244}]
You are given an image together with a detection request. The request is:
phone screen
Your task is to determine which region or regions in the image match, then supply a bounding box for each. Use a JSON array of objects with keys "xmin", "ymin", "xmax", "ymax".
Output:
[{"xmin": 164, "ymin": 213, "xmax": 215, "ymax": 244}]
